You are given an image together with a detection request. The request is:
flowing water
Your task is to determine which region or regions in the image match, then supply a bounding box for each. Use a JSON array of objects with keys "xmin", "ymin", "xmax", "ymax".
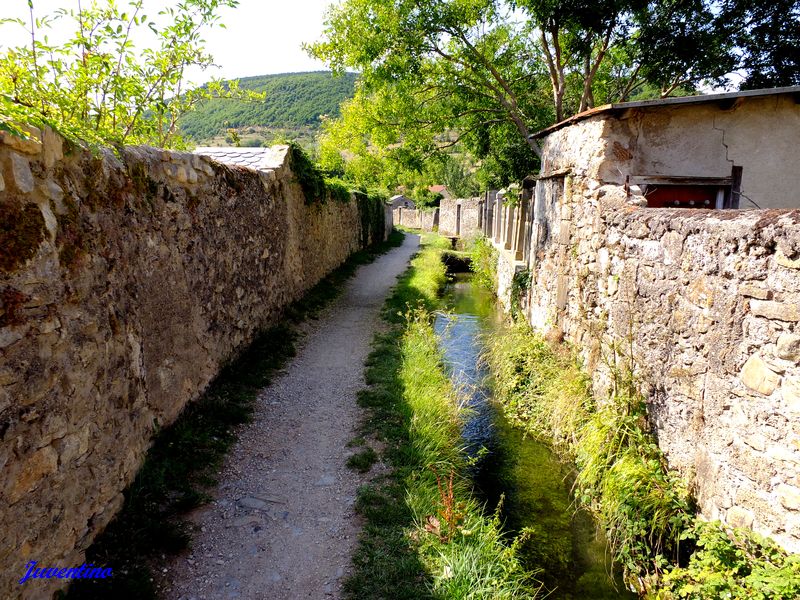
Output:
[{"xmin": 434, "ymin": 272, "xmax": 635, "ymax": 599}]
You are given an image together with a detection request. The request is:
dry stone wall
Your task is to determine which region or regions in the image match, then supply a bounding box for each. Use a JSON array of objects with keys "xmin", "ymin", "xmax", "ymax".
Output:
[
  {"xmin": 392, "ymin": 207, "xmax": 438, "ymax": 231},
  {"xmin": 0, "ymin": 127, "xmax": 385, "ymax": 599},
  {"xmin": 492, "ymin": 181, "xmax": 800, "ymax": 555},
  {"xmin": 439, "ymin": 198, "xmax": 482, "ymax": 237},
  {"xmin": 488, "ymin": 116, "xmax": 800, "ymax": 553}
]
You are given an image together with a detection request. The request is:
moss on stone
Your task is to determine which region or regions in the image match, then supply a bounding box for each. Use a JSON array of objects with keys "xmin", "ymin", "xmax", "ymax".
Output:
[
  {"xmin": 0, "ymin": 286, "xmax": 30, "ymax": 327},
  {"xmin": 56, "ymin": 202, "xmax": 88, "ymax": 272},
  {"xmin": 0, "ymin": 202, "xmax": 46, "ymax": 274}
]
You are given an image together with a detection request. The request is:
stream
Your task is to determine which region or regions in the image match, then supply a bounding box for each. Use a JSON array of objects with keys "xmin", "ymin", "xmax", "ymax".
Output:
[{"xmin": 434, "ymin": 272, "xmax": 635, "ymax": 599}]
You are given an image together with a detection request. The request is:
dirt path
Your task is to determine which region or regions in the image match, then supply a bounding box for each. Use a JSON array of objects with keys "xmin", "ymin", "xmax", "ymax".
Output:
[{"xmin": 161, "ymin": 234, "xmax": 419, "ymax": 600}]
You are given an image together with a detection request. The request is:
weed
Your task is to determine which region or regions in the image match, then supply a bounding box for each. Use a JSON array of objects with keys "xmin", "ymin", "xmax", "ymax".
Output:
[
  {"xmin": 484, "ymin": 319, "xmax": 800, "ymax": 598},
  {"xmin": 347, "ymin": 447, "xmax": 379, "ymax": 473},
  {"xmin": 468, "ymin": 235, "xmax": 498, "ymax": 291}
]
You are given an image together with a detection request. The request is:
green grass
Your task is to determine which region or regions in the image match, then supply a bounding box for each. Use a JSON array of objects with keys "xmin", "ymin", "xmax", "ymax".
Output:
[
  {"xmin": 345, "ymin": 234, "xmax": 539, "ymax": 599},
  {"xmin": 484, "ymin": 318, "xmax": 800, "ymax": 599},
  {"xmin": 62, "ymin": 230, "xmax": 404, "ymax": 600},
  {"xmin": 347, "ymin": 447, "xmax": 379, "ymax": 473}
]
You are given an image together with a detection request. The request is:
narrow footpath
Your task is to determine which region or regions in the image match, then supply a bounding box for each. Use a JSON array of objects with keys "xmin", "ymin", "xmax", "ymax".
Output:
[{"xmin": 161, "ymin": 235, "xmax": 419, "ymax": 600}]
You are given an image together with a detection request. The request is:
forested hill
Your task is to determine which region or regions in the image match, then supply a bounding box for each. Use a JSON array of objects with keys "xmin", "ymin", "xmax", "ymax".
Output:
[{"xmin": 179, "ymin": 71, "xmax": 358, "ymax": 143}]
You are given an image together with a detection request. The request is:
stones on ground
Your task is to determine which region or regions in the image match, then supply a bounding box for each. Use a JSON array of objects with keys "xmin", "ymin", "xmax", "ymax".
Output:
[
  {"xmin": 238, "ymin": 496, "xmax": 269, "ymax": 510},
  {"xmin": 315, "ymin": 474, "xmax": 336, "ymax": 486}
]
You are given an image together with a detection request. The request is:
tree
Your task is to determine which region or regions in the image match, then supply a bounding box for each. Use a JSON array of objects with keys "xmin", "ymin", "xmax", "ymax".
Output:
[
  {"xmin": 721, "ymin": 0, "xmax": 800, "ymax": 89},
  {"xmin": 309, "ymin": 0, "xmax": 550, "ymax": 158},
  {"xmin": 310, "ymin": 0, "xmax": 798, "ymax": 189},
  {"xmin": 0, "ymin": 0, "xmax": 253, "ymax": 149}
]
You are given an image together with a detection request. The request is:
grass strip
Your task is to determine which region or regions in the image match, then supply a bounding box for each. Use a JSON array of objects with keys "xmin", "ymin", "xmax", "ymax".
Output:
[
  {"xmin": 63, "ymin": 230, "xmax": 405, "ymax": 600},
  {"xmin": 345, "ymin": 234, "xmax": 539, "ymax": 599}
]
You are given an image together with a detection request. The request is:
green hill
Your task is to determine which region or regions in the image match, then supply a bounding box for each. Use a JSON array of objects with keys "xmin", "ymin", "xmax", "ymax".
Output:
[{"xmin": 180, "ymin": 71, "xmax": 358, "ymax": 146}]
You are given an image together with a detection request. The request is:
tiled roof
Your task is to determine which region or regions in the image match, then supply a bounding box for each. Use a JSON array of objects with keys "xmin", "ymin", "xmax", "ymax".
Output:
[{"xmin": 193, "ymin": 146, "xmax": 289, "ymax": 172}]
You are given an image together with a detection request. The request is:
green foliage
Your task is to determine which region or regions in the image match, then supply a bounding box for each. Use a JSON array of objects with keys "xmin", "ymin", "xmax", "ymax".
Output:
[
  {"xmin": 411, "ymin": 187, "xmax": 443, "ymax": 209},
  {"xmin": 468, "ymin": 235, "xmax": 498, "ymax": 292},
  {"xmin": 0, "ymin": 0, "xmax": 255, "ymax": 149},
  {"xmin": 289, "ymin": 142, "xmax": 328, "ymax": 202},
  {"xmin": 660, "ymin": 521, "xmax": 800, "ymax": 600},
  {"xmin": 347, "ymin": 447, "xmax": 379, "ymax": 473},
  {"xmin": 724, "ymin": 0, "xmax": 800, "ymax": 89},
  {"xmin": 325, "ymin": 177, "xmax": 353, "ymax": 204},
  {"xmin": 354, "ymin": 189, "xmax": 387, "ymax": 247},
  {"xmin": 485, "ymin": 321, "xmax": 693, "ymax": 590},
  {"xmin": 347, "ymin": 235, "xmax": 539, "ymax": 598},
  {"xmin": 509, "ymin": 268, "xmax": 531, "ymax": 319},
  {"xmin": 484, "ymin": 320, "xmax": 800, "ymax": 598},
  {"xmin": 178, "ymin": 71, "xmax": 358, "ymax": 142}
]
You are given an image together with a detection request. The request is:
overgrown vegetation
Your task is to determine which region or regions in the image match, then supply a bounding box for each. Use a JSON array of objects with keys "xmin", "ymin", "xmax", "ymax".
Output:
[
  {"xmin": 484, "ymin": 320, "xmax": 800, "ymax": 599},
  {"xmin": 469, "ymin": 235, "xmax": 498, "ymax": 292},
  {"xmin": 63, "ymin": 231, "xmax": 404, "ymax": 600},
  {"xmin": 288, "ymin": 142, "xmax": 388, "ymax": 244},
  {"xmin": 345, "ymin": 235, "xmax": 539, "ymax": 599}
]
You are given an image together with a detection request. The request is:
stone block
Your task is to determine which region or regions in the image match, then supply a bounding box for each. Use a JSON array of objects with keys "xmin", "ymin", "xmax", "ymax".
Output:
[
  {"xmin": 776, "ymin": 484, "xmax": 800, "ymax": 511},
  {"xmin": 727, "ymin": 505, "xmax": 755, "ymax": 529},
  {"xmin": 687, "ymin": 276, "xmax": 715, "ymax": 309},
  {"xmin": 739, "ymin": 284, "xmax": 772, "ymax": 300},
  {"xmin": 776, "ymin": 248, "xmax": 800, "ymax": 270},
  {"xmin": 7, "ymin": 447, "xmax": 58, "ymax": 503},
  {"xmin": 782, "ymin": 377, "xmax": 800, "ymax": 413},
  {"xmin": 750, "ymin": 300, "xmax": 800, "ymax": 322},
  {"xmin": 1, "ymin": 128, "xmax": 42, "ymax": 155},
  {"xmin": 777, "ymin": 333, "xmax": 800, "ymax": 362},
  {"xmin": 10, "ymin": 152, "xmax": 34, "ymax": 193},
  {"xmin": 740, "ymin": 355, "xmax": 780, "ymax": 395},
  {"xmin": 42, "ymin": 126, "xmax": 63, "ymax": 168}
]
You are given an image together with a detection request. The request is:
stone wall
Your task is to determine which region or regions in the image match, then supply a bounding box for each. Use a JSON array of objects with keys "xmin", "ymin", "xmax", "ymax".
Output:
[
  {"xmin": 392, "ymin": 207, "xmax": 438, "ymax": 231},
  {"xmin": 494, "ymin": 204, "xmax": 800, "ymax": 554},
  {"xmin": 486, "ymin": 116, "xmax": 800, "ymax": 553},
  {"xmin": 0, "ymin": 128, "xmax": 387, "ymax": 599},
  {"xmin": 439, "ymin": 198, "xmax": 482, "ymax": 237}
]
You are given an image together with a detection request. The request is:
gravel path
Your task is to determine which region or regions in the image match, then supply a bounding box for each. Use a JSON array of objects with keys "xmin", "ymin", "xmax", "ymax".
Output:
[{"xmin": 161, "ymin": 234, "xmax": 419, "ymax": 600}]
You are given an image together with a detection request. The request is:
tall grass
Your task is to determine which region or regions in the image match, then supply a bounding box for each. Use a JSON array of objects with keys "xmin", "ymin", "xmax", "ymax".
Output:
[
  {"xmin": 346, "ymin": 234, "xmax": 539, "ymax": 599},
  {"xmin": 468, "ymin": 235, "xmax": 497, "ymax": 291},
  {"xmin": 484, "ymin": 319, "xmax": 800, "ymax": 599}
]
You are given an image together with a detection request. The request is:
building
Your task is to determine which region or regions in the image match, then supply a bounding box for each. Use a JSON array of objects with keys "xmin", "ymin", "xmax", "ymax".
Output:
[
  {"xmin": 389, "ymin": 194, "xmax": 415, "ymax": 210},
  {"xmin": 428, "ymin": 185, "xmax": 452, "ymax": 200},
  {"xmin": 530, "ymin": 85, "xmax": 800, "ymax": 211}
]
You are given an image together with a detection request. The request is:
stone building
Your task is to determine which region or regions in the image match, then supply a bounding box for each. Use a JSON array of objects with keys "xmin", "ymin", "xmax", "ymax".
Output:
[
  {"xmin": 531, "ymin": 85, "xmax": 800, "ymax": 211},
  {"xmin": 389, "ymin": 194, "xmax": 415, "ymax": 210},
  {"xmin": 480, "ymin": 86, "xmax": 800, "ymax": 553}
]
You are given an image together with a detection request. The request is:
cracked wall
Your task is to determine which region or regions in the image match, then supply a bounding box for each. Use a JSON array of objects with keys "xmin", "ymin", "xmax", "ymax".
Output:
[
  {"xmin": 0, "ymin": 128, "xmax": 380, "ymax": 599},
  {"xmin": 597, "ymin": 94, "xmax": 800, "ymax": 209}
]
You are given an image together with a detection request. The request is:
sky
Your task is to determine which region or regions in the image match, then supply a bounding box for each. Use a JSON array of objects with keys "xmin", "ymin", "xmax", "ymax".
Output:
[{"xmin": 0, "ymin": 0, "xmax": 337, "ymax": 83}]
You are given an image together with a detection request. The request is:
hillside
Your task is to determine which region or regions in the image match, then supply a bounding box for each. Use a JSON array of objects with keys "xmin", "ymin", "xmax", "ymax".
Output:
[{"xmin": 180, "ymin": 71, "xmax": 358, "ymax": 146}]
